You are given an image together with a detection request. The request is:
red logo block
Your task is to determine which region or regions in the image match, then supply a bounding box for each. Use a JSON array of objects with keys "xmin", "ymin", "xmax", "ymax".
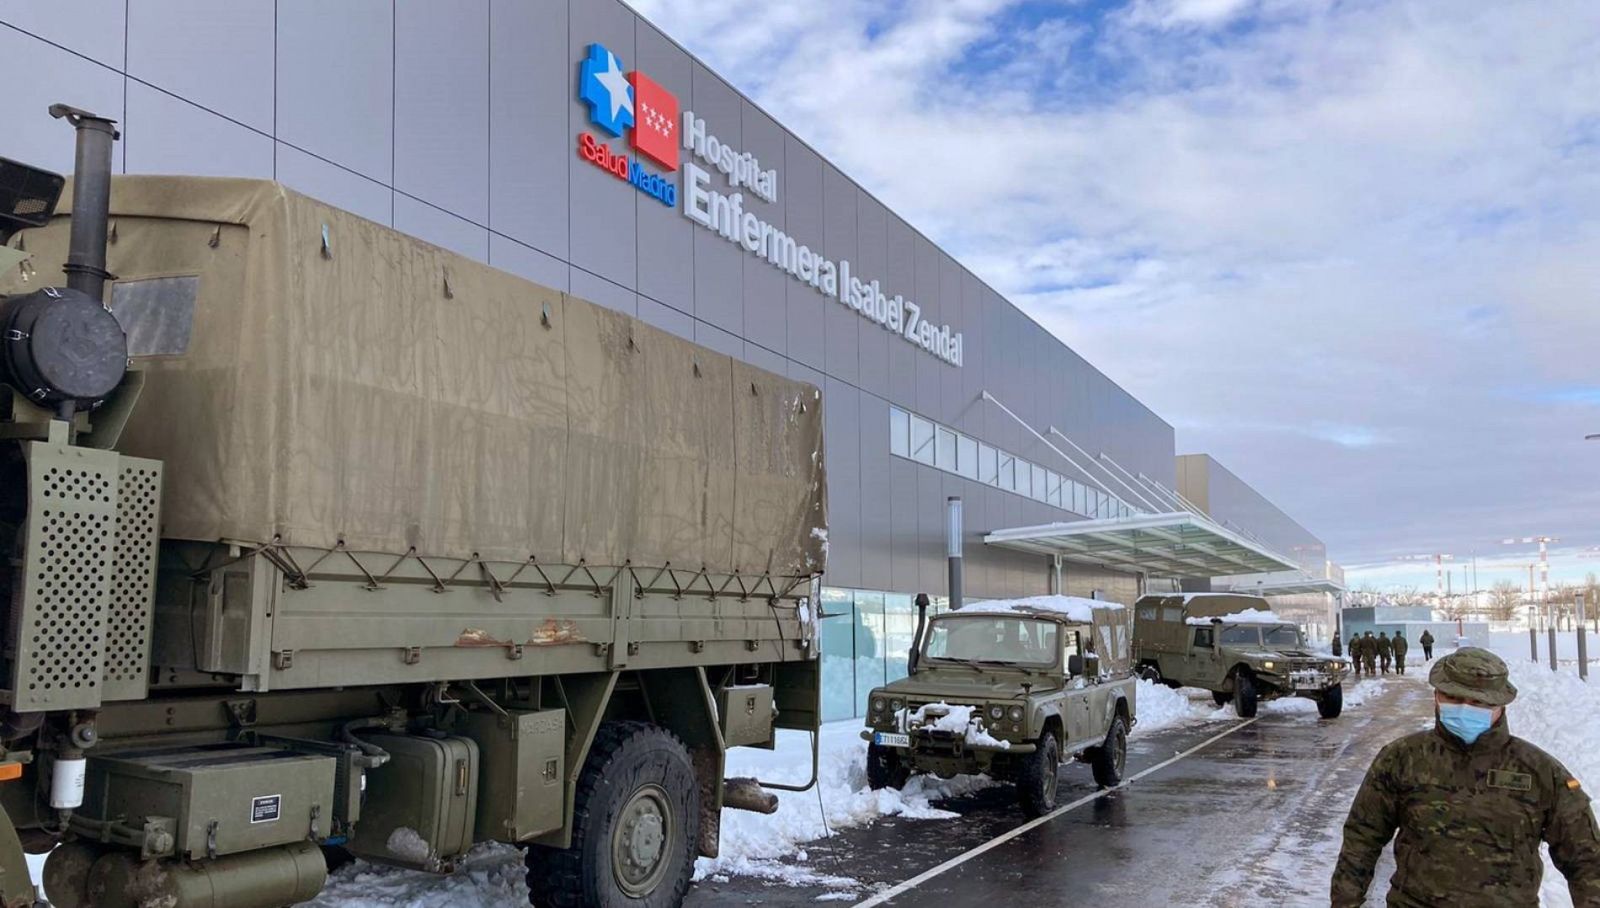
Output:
[{"xmin": 628, "ymin": 71, "xmax": 679, "ymax": 170}]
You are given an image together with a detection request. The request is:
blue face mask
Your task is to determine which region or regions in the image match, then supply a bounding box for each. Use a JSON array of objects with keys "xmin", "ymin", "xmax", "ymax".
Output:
[{"xmin": 1439, "ymin": 702, "xmax": 1495, "ymax": 744}]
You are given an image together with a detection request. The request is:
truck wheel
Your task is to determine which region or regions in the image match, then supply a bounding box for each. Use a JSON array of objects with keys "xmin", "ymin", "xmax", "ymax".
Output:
[
  {"xmin": 866, "ymin": 743, "xmax": 910, "ymax": 791},
  {"xmin": 1318, "ymin": 684, "xmax": 1344, "ymax": 719},
  {"xmin": 526, "ymin": 721, "xmax": 699, "ymax": 908},
  {"xmin": 1211, "ymin": 691, "xmax": 1229, "ymax": 707},
  {"xmin": 1016, "ymin": 730, "xmax": 1061, "ymax": 818},
  {"xmin": 1233, "ymin": 672, "xmax": 1259, "ymax": 718},
  {"xmin": 1089, "ymin": 717, "xmax": 1128, "ymax": 788},
  {"xmin": 1138, "ymin": 664, "xmax": 1161, "ymax": 683}
]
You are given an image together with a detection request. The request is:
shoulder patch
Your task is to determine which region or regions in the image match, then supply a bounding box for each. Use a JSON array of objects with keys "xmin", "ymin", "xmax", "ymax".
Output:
[
  {"xmin": 1569, "ymin": 779, "xmax": 1582, "ymax": 791},
  {"xmin": 1489, "ymin": 769, "xmax": 1534, "ymax": 792}
]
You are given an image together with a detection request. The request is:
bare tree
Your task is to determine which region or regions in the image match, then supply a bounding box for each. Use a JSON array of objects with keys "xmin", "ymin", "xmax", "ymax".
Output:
[
  {"xmin": 1550, "ymin": 583, "xmax": 1577, "ymax": 630},
  {"xmin": 1489, "ymin": 580, "xmax": 1522, "ymax": 623},
  {"xmin": 1439, "ymin": 595, "xmax": 1471, "ymax": 622}
]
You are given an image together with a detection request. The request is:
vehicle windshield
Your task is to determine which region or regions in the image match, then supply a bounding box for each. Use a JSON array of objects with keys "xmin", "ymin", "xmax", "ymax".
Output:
[
  {"xmin": 923, "ymin": 616, "xmax": 1059, "ymax": 668},
  {"xmin": 1219, "ymin": 626, "xmax": 1260, "ymax": 646},
  {"xmin": 1262, "ymin": 625, "xmax": 1302, "ymax": 647}
]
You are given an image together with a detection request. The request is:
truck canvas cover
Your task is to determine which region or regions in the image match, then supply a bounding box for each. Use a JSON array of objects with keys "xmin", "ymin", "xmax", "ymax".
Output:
[{"xmin": 19, "ymin": 177, "xmax": 827, "ymax": 580}]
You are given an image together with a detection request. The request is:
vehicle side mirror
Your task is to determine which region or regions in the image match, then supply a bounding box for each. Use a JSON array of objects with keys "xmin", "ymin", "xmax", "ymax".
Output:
[
  {"xmin": 1067, "ymin": 654, "xmax": 1084, "ymax": 676},
  {"xmin": 1084, "ymin": 652, "xmax": 1100, "ymax": 677}
]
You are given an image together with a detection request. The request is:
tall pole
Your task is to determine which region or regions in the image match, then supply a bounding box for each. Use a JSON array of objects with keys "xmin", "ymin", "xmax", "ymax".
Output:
[
  {"xmin": 1577, "ymin": 592, "xmax": 1588, "ymax": 682},
  {"xmin": 946, "ymin": 497, "xmax": 963, "ymax": 611},
  {"xmin": 1529, "ymin": 606, "xmax": 1539, "ymax": 663}
]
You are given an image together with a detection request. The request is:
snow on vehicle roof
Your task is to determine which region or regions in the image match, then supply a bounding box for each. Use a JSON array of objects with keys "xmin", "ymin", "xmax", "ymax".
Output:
[
  {"xmin": 954, "ymin": 595, "xmax": 1124, "ymax": 624},
  {"xmin": 1179, "ymin": 592, "xmax": 1267, "ymax": 603},
  {"xmin": 1185, "ymin": 608, "xmax": 1292, "ymax": 626}
]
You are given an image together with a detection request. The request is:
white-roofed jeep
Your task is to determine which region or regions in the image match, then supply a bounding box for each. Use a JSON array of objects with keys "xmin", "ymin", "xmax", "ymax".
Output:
[
  {"xmin": 860, "ymin": 595, "xmax": 1137, "ymax": 818},
  {"xmin": 1132, "ymin": 593, "xmax": 1350, "ymax": 719}
]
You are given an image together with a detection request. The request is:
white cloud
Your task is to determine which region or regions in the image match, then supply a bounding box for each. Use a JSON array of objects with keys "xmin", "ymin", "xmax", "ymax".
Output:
[{"xmin": 628, "ymin": 0, "xmax": 1600, "ymax": 564}]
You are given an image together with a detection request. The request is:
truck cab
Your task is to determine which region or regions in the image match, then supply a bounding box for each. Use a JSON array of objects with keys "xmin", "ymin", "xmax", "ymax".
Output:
[
  {"xmin": 860, "ymin": 596, "xmax": 1136, "ymax": 818},
  {"xmin": 1133, "ymin": 593, "xmax": 1349, "ymax": 719}
]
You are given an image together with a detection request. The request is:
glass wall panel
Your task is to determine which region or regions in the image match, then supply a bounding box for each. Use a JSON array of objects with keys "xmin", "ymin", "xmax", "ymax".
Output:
[
  {"xmin": 1000, "ymin": 453, "xmax": 1016, "ymax": 491},
  {"xmin": 882, "ymin": 593, "xmax": 915, "ymax": 685},
  {"xmin": 889, "ymin": 407, "xmax": 909, "ymax": 458},
  {"xmin": 819, "ymin": 589, "xmax": 856, "ymax": 722},
  {"xmin": 935, "ymin": 427, "xmax": 957, "ymax": 471},
  {"xmin": 979, "ymin": 444, "xmax": 998, "ymax": 485},
  {"xmin": 910, "ymin": 416, "xmax": 935, "ymax": 465},
  {"xmin": 956, "ymin": 435, "xmax": 978, "ymax": 480},
  {"xmin": 853, "ymin": 591, "xmax": 887, "ymax": 716}
]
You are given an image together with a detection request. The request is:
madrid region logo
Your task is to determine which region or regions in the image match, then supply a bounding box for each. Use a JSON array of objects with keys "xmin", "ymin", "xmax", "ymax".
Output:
[{"xmin": 577, "ymin": 43, "xmax": 677, "ymax": 206}]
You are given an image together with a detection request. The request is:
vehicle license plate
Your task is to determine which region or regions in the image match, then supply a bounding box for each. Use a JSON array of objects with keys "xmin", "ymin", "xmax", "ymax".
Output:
[{"xmin": 874, "ymin": 732, "xmax": 910, "ymax": 748}]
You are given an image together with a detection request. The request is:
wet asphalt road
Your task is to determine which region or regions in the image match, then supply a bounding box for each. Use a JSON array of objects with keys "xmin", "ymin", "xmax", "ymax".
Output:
[{"xmin": 688, "ymin": 675, "xmax": 1434, "ymax": 907}]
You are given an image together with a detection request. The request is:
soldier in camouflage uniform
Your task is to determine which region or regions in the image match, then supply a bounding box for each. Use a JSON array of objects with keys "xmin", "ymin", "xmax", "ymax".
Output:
[
  {"xmin": 1361, "ymin": 631, "xmax": 1378, "ymax": 675},
  {"xmin": 1350, "ymin": 634, "xmax": 1364, "ymax": 677},
  {"xmin": 1331, "ymin": 649, "xmax": 1600, "ymax": 907},
  {"xmin": 1377, "ymin": 631, "xmax": 1394, "ymax": 674},
  {"xmin": 1393, "ymin": 631, "xmax": 1409, "ymax": 675}
]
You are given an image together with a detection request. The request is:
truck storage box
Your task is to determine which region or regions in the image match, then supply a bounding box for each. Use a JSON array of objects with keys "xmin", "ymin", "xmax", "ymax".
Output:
[
  {"xmin": 717, "ymin": 684, "xmax": 775, "ymax": 747},
  {"xmin": 464, "ymin": 709, "xmax": 565, "ymax": 842},
  {"xmin": 79, "ymin": 743, "xmax": 336, "ymax": 860},
  {"xmin": 348, "ymin": 733, "xmax": 479, "ymax": 870}
]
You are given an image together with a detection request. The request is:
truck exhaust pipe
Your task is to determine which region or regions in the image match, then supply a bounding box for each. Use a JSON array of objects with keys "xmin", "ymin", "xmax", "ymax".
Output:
[
  {"xmin": 908, "ymin": 592, "xmax": 930, "ymax": 675},
  {"xmin": 49, "ymin": 104, "xmax": 118, "ymax": 304}
]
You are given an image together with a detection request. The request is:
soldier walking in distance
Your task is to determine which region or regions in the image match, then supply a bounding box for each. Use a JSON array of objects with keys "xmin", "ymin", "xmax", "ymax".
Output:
[
  {"xmin": 1331, "ymin": 649, "xmax": 1600, "ymax": 907},
  {"xmin": 1392, "ymin": 631, "xmax": 1409, "ymax": 675},
  {"xmin": 1362, "ymin": 631, "xmax": 1378, "ymax": 676},
  {"xmin": 1349, "ymin": 633, "xmax": 1364, "ymax": 676},
  {"xmin": 1420, "ymin": 628, "xmax": 1436, "ymax": 660},
  {"xmin": 1377, "ymin": 632, "xmax": 1394, "ymax": 675}
]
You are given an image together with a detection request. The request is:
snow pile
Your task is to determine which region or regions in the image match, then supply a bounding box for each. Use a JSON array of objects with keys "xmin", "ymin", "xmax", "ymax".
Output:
[
  {"xmin": 960, "ymin": 595, "xmax": 1123, "ymax": 622},
  {"xmin": 900, "ymin": 701, "xmax": 1010, "ymax": 749},
  {"xmin": 1131, "ymin": 679, "xmax": 1223, "ymax": 734},
  {"xmin": 1185, "ymin": 608, "xmax": 1287, "ymax": 626}
]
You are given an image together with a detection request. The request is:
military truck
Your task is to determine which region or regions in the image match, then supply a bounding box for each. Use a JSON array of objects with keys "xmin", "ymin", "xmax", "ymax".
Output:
[
  {"xmin": 0, "ymin": 106, "xmax": 826, "ymax": 908},
  {"xmin": 1132, "ymin": 593, "xmax": 1349, "ymax": 719},
  {"xmin": 860, "ymin": 595, "xmax": 1136, "ymax": 818}
]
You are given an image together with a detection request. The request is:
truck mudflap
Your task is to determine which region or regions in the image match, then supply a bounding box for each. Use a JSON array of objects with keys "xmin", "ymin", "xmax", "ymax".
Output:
[{"xmin": 0, "ymin": 803, "xmax": 33, "ymax": 908}]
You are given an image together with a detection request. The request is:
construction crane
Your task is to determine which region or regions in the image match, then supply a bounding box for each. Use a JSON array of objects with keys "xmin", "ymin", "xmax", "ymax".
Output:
[
  {"xmin": 1502, "ymin": 536, "xmax": 1559, "ymax": 601},
  {"xmin": 1399, "ymin": 553, "xmax": 1454, "ymax": 596}
]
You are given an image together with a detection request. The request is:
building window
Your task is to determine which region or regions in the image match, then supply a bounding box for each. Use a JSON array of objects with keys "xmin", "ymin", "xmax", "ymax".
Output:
[
  {"xmin": 979, "ymin": 444, "xmax": 998, "ymax": 485},
  {"xmin": 1047, "ymin": 471, "xmax": 1062, "ymax": 508},
  {"xmin": 956, "ymin": 435, "xmax": 978, "ymax": 480},
  {"xmin": 1031, "ymin": 464, "xmax": 1047, "ymax": 502},
  {"xmin": 935, "ymin": 427, "xmax": 957, "ymax": 471},
  {"xmin": 889, "ymin": 407, "xmax": 909, "ymax": 458},
  {"xmin": 910, "ymin": 415, "xmax": 935, "ymax": 465},
  {"xmin": 999, "ymin": 453, "xmax": 1016, "ymax": 491}
]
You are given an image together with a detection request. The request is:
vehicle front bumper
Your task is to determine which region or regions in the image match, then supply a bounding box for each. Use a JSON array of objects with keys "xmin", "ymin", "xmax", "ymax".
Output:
[{"xmin": 859, "ymin": 728, "xmax": 1035, "ymax": 755}]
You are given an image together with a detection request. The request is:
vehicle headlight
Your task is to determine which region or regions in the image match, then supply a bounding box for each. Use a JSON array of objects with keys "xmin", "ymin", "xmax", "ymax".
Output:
[
  {"xmin": 1263, "ymin": 661, "xmax": 1276, "ymax": 670},
  {"xmin": 872, "ymin": 697, "xmax": 886, "ymax": 713},
  {"xmin": 1008, "ymin": 706, "xmax": 1023, "ymax": 721},
  {"xmin": 889, "ymin": 698, "xmax": 904, "ymax": 712},
  {"xmin": 988, "ymin": 706, "xmax": 1004, "ymax": 720}
]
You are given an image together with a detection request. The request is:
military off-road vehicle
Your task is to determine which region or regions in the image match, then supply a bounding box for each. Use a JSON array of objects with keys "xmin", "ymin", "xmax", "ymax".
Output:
[
  {"xmin": 860, "ymin": 595, "xmax": 1136, "ymax": 818},
  {"xmin": 0, "ymin": 106, "xmax": 826, "ymax": 908},
  {"xmin": 1133, "ymin": 593, "xmax": 1349, "ymax": 719}
]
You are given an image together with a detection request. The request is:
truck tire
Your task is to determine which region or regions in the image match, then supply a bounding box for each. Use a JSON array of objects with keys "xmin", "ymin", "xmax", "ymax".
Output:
[
  {"xmin": 1318, "ymin": 683, "xmax": 1344, "ymax": 719},
  {"xmin": 866, "ymin": 743, "xmax": 910, "ymax": 791},
  {"xmin": 1137, "ymin": 664, "xmax": 1161, "ymax": 683},
  {"xmin": 526, "ymin": 721, "xmax": 699, "ymax": 908},
  {"xmin": 1233, "ymin": 672, "xmax": 1259, "ymax": 718},
  {"xmin": 1089, "ymin": 717, "xmax": 1128, "ymax": 788},
  {"xmin": 1211, "ymin": 691, "xmax": 1229, "ymax": 707},
  {"xmin": 1016, "ymin": 729, "xmax": 1061, "ymax": 818}
]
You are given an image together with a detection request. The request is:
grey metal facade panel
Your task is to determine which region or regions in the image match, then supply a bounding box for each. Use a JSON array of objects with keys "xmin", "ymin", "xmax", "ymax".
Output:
[
  {"xmin": 882, "ymin": 216, "xmax": 918, "ymax": 407},
  {"xmin": 489, "ymin": 234, "xmax": 569, "ymax": 294},
  {"xmin": 636, "ymin": 295, "xmax": 695, "ymax": 342},
  {"xmin": 394, "ymin": 0, "xmax": 489, "ymax": 223},
  {"xmin": 858, "ymin": 393, "xmax": 893, "ymax": 591},
  {"xmin": 823, "ymin": 378, "xmax": 862, "ymax": 588},
  {"xmin": 917, "ymin": 465, "xmax": 944, "ymax": 593},
  {"xmin": 743, "ymin": 341, "xmax": 787, "ymax": 378},
  {"xmin": 782, "ymin": 137, "xmax": 825, "ymax": 370},
  {"xmin": 631, "ymin": 22, "xmax": 694, "ymax": 314},
  {"xmin": 692, "ymin": 319, "xmax": 742, "ymax": 359},
  {"xmin": 570, "ymin": 267, "xmax": 638, "ymax": 317},
  {"xmin": 1180, "ymin": 454, "xmax": 1324, "ymax": 568},
  {"xmin": 275, "ymin": 143, "xmax": 393, "ymax": 227},
  {"xmin": 393, "ymin": 194, "xmax": 489, "ymax": 261},
  {"xmin": 275, "ymin": 0, "xmax": 394, "ymax": 183},
  {"xmin": 488, "ymin": 0, "xmax": 569, "ymax": 259},
  {"xmin": 853, "ymin": 194, "xmax": 890, "ymax": 395},
  {"xmin": 740, "ymin": 103, "xmax": 789, "ymax": 356},
  {"xmin": 686, "ymin": 62, "xmax": 744, "ymax": 332},
  {"xmin": 0, "ymin": 27, "xmax": 124, "ymax": 177},
  {"xmin": 820, "ymin": 164, "xmax": 860, "ymax": 384},
  {"xmin": 3, "ymin": 0, "xmax": 124, "ymax": 68},
  {"xmin": 889, "ymin": 452, "xmax": 919, "ymax": 592},
  {"xmin": 566, "ymin": 1, "xmax": 637, "ymax": 290},
  {"xmin": 124, "ymin": 83, "xmax": 274, "ymax": 179},
  {"xmin": 125, "ymin": 0, "xmax": 274, "ymax": 133}
]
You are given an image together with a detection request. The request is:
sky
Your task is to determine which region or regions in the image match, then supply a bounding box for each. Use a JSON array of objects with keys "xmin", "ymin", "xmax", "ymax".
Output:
[{"xmin": 629, "ymin": 0, "xmax": 1600, "ymax": 590}]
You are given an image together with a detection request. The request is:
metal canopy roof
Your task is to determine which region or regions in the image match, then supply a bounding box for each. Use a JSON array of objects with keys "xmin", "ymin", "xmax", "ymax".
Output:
[
  {"xmin": 984, "ymin": 511, "xmax": 1301, "ymax": 579},
  {"xmin": 1219, "ymin": 577, "xmax": 1347, "ymax": 596}
]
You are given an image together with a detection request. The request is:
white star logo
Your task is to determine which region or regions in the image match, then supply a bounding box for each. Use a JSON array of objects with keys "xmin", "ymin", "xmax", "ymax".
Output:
[{"xmin": 595, "ymin": 50, "xmax": 633, "ymax": 123}]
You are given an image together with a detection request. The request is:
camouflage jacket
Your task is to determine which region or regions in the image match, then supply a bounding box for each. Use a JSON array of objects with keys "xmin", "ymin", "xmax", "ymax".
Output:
[
  {"xmin": 1376, "ymin": 636, "xmax": 1394, "ymax": 657},
  {"xmin": 1392, "ymin": 637, "xmax": 1409, "ymax": 657},
  {"xmin": 1332, "ymin": 719, "xmax": 1600, "ymax": 907}
]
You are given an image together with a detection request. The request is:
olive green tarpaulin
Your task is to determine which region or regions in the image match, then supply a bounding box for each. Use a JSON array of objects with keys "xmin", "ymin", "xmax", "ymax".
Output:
[{"xmin": 20, "ymin": 177, "xmax": 827, "ymax": 579}]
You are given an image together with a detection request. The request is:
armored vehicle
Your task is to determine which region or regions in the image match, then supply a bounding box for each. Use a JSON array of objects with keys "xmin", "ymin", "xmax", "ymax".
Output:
[
  {"xmin": 1133, "ymin": 593, "xmax": 1349, "ymax": 719},
  {"xmin": 0, "ymin": 106, "xmax": 825, "ymax": 908},
  {"xmin": 860, "ymin": 595, "xmax": 1136, "ymax": 818}
]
